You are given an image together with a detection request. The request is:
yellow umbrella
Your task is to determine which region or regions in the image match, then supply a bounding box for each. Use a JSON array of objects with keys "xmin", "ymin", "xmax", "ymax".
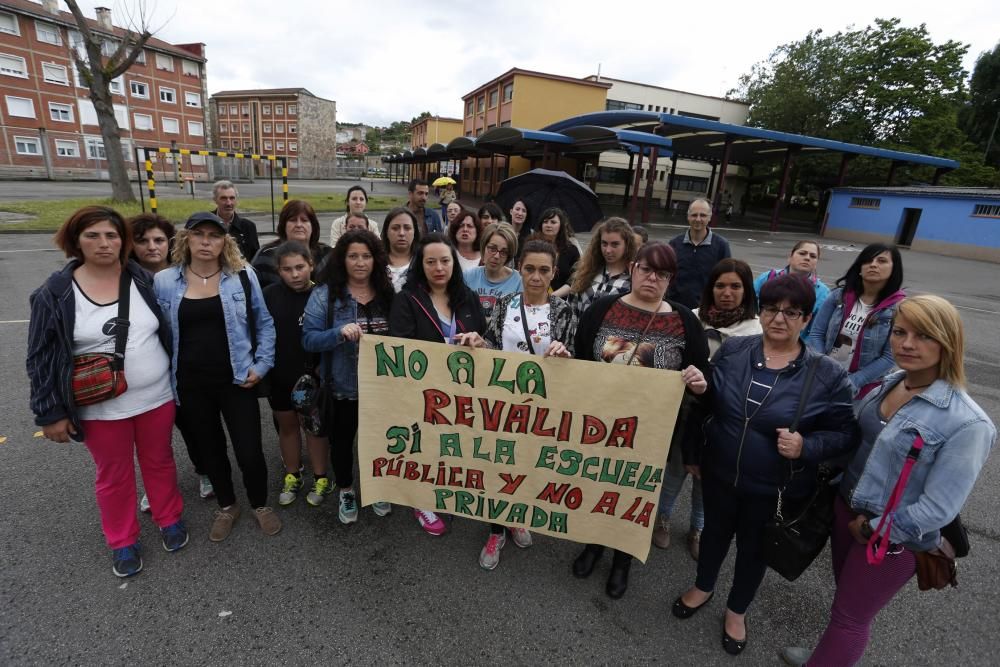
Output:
[{"xmin": 432, "ymin": 176, "xmax": 456, "ymax": 187}]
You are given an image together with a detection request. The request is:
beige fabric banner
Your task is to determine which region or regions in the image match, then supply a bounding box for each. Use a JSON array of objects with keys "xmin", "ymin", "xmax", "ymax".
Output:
[{"xmin": 358, "ymin": 334, "xmax": 685, "ymax": 562}]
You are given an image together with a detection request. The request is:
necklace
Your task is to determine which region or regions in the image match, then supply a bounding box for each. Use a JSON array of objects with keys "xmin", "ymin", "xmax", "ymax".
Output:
[
  {"xmin": 904, "ymin": 380, "xmax": 934, "ymax": 391},
  {"xmin": 764, "ymin": 349, "xmax": 797, "ymax": 362},
  {"xmin": 189, "ymin": 266, "xmax": 221, "ymax": 285}
]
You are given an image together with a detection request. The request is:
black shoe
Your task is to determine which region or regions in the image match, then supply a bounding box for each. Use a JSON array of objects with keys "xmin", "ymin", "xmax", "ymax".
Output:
[
  {"xmin": 605, "ymin": 552, "xmax": 632, "ymax": 599},
  {"xmin": 671, "ymin": 590, "xmax": 715, "ymax": 619},
  {"xmin": 722, "ymin": 619, "xmax": 748, "ymax": 656},
  {"xmin": 572, "ymin": 544, "xmax": 604, "ymax": 578}
]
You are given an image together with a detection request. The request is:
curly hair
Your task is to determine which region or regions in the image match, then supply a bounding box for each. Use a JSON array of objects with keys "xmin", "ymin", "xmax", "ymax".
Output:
[
  {"xmin": 171, "ymin": 228, "xmax": 246, "ymax": 272},
  {"xmin": 570, "ymin": 217, "xmax": 636, "ymax": 294},
  {"xmin": 321, "ymin": 229, "xmax": 394, "ymax": 308}
]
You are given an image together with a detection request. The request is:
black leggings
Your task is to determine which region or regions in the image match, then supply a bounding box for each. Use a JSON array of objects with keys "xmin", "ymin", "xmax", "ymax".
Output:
[
  {"xmin": 328, "ymin": 398, "xmax": 358, "ymax": 488},
  {"xmin": 177, "ymin": 378, "xmax": 267, "ymax": 509},
  {"xmin": 695, "ymin": 474, "xmax": 777, "ymax": 614}
]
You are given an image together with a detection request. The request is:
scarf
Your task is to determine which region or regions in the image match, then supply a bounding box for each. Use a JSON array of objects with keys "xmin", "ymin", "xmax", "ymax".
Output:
[{"xmin": 700, "ymin": 305, "xmax": 746, "ymax": 329}]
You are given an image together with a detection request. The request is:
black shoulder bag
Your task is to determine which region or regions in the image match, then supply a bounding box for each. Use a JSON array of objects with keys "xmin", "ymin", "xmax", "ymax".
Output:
[
  {"xmin": 292, "ymin": 287, "xmax": 335, "ymax": 436},
  {"xmin": 239, "ymin": 269, "xmax": 271, "ymax": 398},
  {"xmin": 761, "ymin": 357, "xmax": 838, "ymax": 582}
]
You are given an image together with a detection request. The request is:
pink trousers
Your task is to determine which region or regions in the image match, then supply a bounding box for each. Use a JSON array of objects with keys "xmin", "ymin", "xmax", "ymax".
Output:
[{"xmin": 81, "ymin": 401, "xmax": 183, "ymax": 549}]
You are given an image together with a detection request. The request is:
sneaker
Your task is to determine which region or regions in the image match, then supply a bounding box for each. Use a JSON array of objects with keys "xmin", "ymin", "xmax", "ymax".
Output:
[
  {"xmin": 338, "ymin": 489, "xmax": 359, "ymax": 524},
  {"xmin": 161, "ymin": 520, "xmax": 189, "ymax": 552},
  {"xmin": 199, "ymin": 475, "xmax": 215, "ymax": 499},
  {"xmin": 112, "ymin": 543, "xmax": 143, "ymax": 578},
  {"xmin": 306, "ymin": 477, "xmax": 334, "ymax": 507},
  {"xmin": 254, "ymin": 506, "xmax": 282, "ymax": 536},
  {"xmin": 278, "ymin": 473, "xmax": 304, "ymax": 506},
  {"xmin": 209, "ymin": 505, "xmax": 241, "ymax": 542},
  {"xmin": 652, "ymin": 514, "xmax": 671, "ymax": 549},
  {"xmin": 139, "ymin": 493, "xmax": 151, "ymax": 513},
  {"xmin": 687, "ymin": 529, "xmax": 702, "ymax": 561},
  {"xmin": 372, "ymin": 501, "xmax": 392, "ymax": 517},
  {"xmin": 479, "ymin": 532, "xmax": 506, "ymax": 570},
  {"xmin": 413, "ymin": 509, "xmax": 447, "ymax": 536},
  {"xmin": 509, "ymin": 527, "xmax": 533, "ymax": 548}
]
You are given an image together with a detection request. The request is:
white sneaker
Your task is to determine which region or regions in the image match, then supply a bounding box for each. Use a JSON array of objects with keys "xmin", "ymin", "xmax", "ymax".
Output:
[
  {"xmin": 338, "ymin": 489, "xmax": 358, "ymax": 525},
  {"xmin": 199, "ymin": 475, "xmax": 215, "ymax": 499},
  {"xmin": 139, "ymin": 493, "xmax": 151, "ymax": 513},
  {"xmin": 509, "ymin": 527, "xmax": 532, "ymax": 548},
  {"xmin": 479, "ymin": 532, "xmax": 506, "ymax": 570},
  {"xmin": 372, "ymin": 501, "xmax": 392, "ymax": 517}
]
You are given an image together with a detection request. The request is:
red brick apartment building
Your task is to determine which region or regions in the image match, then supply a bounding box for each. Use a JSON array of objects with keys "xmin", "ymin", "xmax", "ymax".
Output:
[{"xmin": 0, "ymin": 0, "xmax": 209, "ymax": 180}]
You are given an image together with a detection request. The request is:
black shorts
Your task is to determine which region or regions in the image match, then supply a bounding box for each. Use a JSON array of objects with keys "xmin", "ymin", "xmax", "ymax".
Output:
[{"xmin": 266, "ymin": 370, "xmax": 302, "ymax": 412}]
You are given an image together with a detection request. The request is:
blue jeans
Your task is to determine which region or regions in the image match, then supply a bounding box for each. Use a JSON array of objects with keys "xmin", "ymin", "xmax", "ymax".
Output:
[{"xmin": 658, "ymin": 453, "xmax": 704, "ymax": 531}]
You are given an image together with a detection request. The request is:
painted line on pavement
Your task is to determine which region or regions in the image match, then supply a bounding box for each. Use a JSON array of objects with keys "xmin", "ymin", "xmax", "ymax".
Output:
[{"xmin": 0, "ymin": 320, "xmax": 29, "ymax": 324}]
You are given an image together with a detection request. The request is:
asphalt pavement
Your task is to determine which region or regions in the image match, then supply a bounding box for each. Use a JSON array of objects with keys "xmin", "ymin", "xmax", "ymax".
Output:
[{"xmin": 1, "ymin": 222, "xmax": 998, "ymax": 666}]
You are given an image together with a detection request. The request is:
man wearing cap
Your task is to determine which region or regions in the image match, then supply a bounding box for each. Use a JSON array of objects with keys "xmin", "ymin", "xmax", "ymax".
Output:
[
  {"xmin": 212, "ymin": 180, "xmax": 260, "ymax": 261},
  {"xmin": 667, "ymin": 198, "xmax": 732, "ymax": 308},
  {"xmin": 406, "ymin": 178, "xmax": 444, "ymax": 236}
]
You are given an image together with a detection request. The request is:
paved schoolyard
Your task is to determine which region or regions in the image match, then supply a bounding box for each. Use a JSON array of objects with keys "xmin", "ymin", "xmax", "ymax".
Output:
[{"xmin": 1, "ymin": 225, "xmax": 997, "ymax": 665}]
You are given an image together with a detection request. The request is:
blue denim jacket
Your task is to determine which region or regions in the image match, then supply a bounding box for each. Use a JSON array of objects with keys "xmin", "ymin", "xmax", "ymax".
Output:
[
  {"xmin": 841, "ymin": 371, "xmax": 995, "ymax": 551},
  {"xmin": 806, "ymin": 287, "xmax": 901, "ymax": 392},
  {"xmin": 154, "ymin": 265, "xmax": 275, "ymax": 397},
  {"xmin": 301, "ymin": 284, "xmax": 360, "ymax": 399}
]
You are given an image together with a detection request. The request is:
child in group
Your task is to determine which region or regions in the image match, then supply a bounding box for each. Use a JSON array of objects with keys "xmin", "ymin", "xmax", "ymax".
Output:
[{"xmin": 263, "ymin": 242, "xmax": 332, "ymax": 506}]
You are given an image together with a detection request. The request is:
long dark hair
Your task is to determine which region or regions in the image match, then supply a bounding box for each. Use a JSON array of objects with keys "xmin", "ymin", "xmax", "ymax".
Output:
[
  {"xmin": 278, "ymin": 199, "xmax": 320, "ymax": 248},
  {"xmin": 380, "ymin": 206, "xmax": 421, "ymax": 256},
  {"xmin": 321, "ymin": 229, "xmax": 394, "ymax": 308},
  {"xmin": 698, "ymin": 258, "xmax": 758, "ymax": 320},
  {"xmin": 836, "ymin": 243, "xmax": 904, "ymax": 303},
  {"xmin": 403, "ymin": 232, "xmax": 469, "ymax": 307},
  {"xmin": 538, "ymin": 206, "xmax": 570, "ymax": 250}
]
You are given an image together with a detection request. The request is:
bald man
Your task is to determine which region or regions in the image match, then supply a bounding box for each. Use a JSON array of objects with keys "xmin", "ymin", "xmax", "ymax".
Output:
[{"xmin": 667, "ymin": 198, "xmax": 731, "ymax": 308}]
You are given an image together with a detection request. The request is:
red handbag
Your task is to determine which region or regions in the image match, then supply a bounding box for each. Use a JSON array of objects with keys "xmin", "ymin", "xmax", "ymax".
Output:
[{"xmin": 71, "ymin": 272, "xmax": 131, "ymax": 406}]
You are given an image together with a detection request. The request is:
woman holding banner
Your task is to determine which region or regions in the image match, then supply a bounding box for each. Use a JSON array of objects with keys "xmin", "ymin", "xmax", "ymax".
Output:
[
  {"xmin": 389, "ymin": 233, "xmax": 488, "ymax": 536},
  {"xmin": 457, "ymin": 239, "xmax": 575, "ymax": 570},
  {"xmin": 570, "ymin": 241, "xmax": 710, "ymax": 599}
]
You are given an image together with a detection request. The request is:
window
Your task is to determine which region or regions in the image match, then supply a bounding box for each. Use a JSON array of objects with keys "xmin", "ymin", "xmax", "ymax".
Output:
[
  {"xmin": 159, "ymin": 87, "xmax": 175, "ymax": 103},
  {"xmin": 503, "ymin": 83, "xmax": 514, "ymax": 102},
  {"xmin": 35, "ymin": 21, "xmax": 62, "ymax": 45},
  {"xmin": 263, "ymin": 123, "xmax": 271, "ymax": 132},
  {"xmin": 671, "ymin": 175, "xmax": 709, "ymax": 192},
  {"xmin": 477, "ymin": 96, "xmax": 485, "ymax": 113},
  {"xmin": 85, "ymin": 137, "xmax": 106, "ymax": 159},
  {"xmin": 276, "ymin": 141, "xmax": 285, "ymax": 151},
  {"xmin": 221, "ymin": 139, "xmax": 228, "ymax": 148},
  {"xmin": 218, "ymin": 105, "xmax": 227, "ymax": 116},
  {"xmin": 0, "ymin": 11, "xmax": 19, "ymax": 36},
  {"xmin": 184, "ymin": 91, "xmax": 201, "ymax": 107},
  {"xmin": 275, "ymin": 104, "xmax": 284, "ymax": 114},
  {"xmin": 109, "ymin": 76, "xmax": 123, "ymax": 94},
  {"xmin": 133, "ymin": 113, "xmax": 153, "ymax": 130},
  {"xmin": 240, "ymin": 104, "xmax": 249, "ymax": 115},
  {"xmin": 219, "ymin": 122, "xmax": 227, "ymax": 132},
  {"xmin": 262, "ymin": 104, "xmax": 271, "ymax": 115},
  {"xmin": 289, "ymin": 123, "xmax": 296, "ymax": 134},
  {"xmin": 646, "ymin": 104, "xmax": 652, "ymax": 111},
  {"xmin": 596, "ymin": 167, "xmax": 630, "ymax": 184},
  {"xmin": 181, "ymin": 60, "xmax": 199, "ymax": 77},
  {"xmin": 100, "ymin": 39, "xmax": 120, "ymax": 57},
  {"xmin": 466, "ymin": 101, "xmax": 473, "ymax": 116},
  {"xmin": 229, "ymin": 104, "xmax": 237, "ymax": 114},
  {"xmin": 190, "ymin": 154, "xmax": 206, "ymax": 166},
  {"xmin": 655, "ymin": 105, "xmax": 661, "ymax": 112},
  {"xmin": 155, "ymin": 53, "xmax": 173, "ymax": 71},
  {"xmin": 499, "ymin": 120, "xmax": 511, "ymax": 127},
  {"xmin": 130, "ymin": 80, "xmax": 148, "ymax": 98},
  {"xmin": 14, "ymin": 136, "xmax": 41, "ymax": 155},
  {"xmin": 49, "ymin": 102, "xmax": 73, "ymax": 122},
  {"xmin": 288, "ymin": 104, "xmax": 296, "ymax": 115},
  {"xmin": 242, "ymin": 123, "xmax": 250, "ymax": 132},
  {"xmin": 678, "ymin": 110, "xmax": 720, "ymax": 121},
  {"xmin": 263, "ymin": 140, "xmax": 273, "ymax": 151},
  {"xmin": 5, "ymin": 96, "xmax": 35, "ymax": 118},
  {"xmin": 605, "ymin": 99, "xmax": 644, "ymax": 112},
  {"xmin": 188, "ymin": 120, "xmax": 204, "ymax": 136},
  {"xmin": 276, "ymin": 123, "xmax": 284, "ymax": 132},
  {"xmin": 162, "ymin": 117, "xmax": 179, "ymax": 134},
  {"xmin": 41, "ymin": 63, "xmax": 69, "ymax": 85},
  {"xmin": 972, "ymin": 204, "xmax": 1000, "ymax": 218},
  {"xmin": 849, "ymin": 197, "xmax": 881, "ymax": 209},
  {"xmin": 289, "ymin": 158, "xmax": 298, "ymax": 168},
  {"xmin": 0, "ymin": 54, "xmax": 28, "ymax": 78},
  {"xmin": 134, "ymin": 49, "xmax": 145, "ymax": 64},
  {"xmin": 489, "ymin": 90, "xmax": 498, "ymax": 108},
  {"xmin": 76, "ymin": 98, "xmax": 97, "ymax": 125},
  {"xmin": 243, "ymin": 141, "xmax": 251, "ymax": 149},
  {"xmin": 289, "ymin": 142, "xmax": 297, "ymax": 152},
  {"xmin": 55, "ymin": 140, "xmax": 79, "ymax": 157}
]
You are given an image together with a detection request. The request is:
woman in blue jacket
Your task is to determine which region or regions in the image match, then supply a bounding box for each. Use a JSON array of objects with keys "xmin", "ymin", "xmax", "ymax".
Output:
[
  {"xmin": 783, "ymin": 295, "xmax": 995, "ymax": 667},
  {"xmin": 807, "ymin": 244, "xmax": 905, "ymax": 398},
  {"xmin": 672, "ymin": 274, "xmax": 857, "ymax": 657},
  {"xmin": 302, "ymin": 229, "xmax": 396, "ymax": 524},
  {"xmin": 154, "ymin": 212, "xmax": 278, "ymax": 543}
]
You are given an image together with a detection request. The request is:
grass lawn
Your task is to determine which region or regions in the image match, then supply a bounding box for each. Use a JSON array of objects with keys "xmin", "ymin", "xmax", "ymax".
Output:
[{"xmin": 0, "ymin": 192, "xmax": 408, "ymax": 231}]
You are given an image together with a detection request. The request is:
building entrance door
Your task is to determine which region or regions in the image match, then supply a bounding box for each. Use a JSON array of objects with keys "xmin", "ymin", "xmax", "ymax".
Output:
[{"xmin": 897, "ymin": 208, "xmax": 922, "ymax": 246}]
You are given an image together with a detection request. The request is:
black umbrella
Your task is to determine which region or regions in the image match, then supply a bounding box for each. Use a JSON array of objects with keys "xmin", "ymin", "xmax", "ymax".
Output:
[{"xmin": 495, "ymin": 168, "xmax": 603, "ymax": 233}]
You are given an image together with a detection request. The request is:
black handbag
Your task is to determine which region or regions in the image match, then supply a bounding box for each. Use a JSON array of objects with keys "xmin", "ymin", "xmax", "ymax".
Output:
[
  {"xmin": 291, "ymin": 287, "xmax": 335, "ymax": 436},
  {"xmin": 941, "ymin": 515, "xmax": 970, "ymax": 558},
  {"xmin": 761, "ymin": 357, "xmax": 837, "ymax": 582},
  {"xmin": 239, "ymin": 269, "xmax": 271, "ymax": 398}
]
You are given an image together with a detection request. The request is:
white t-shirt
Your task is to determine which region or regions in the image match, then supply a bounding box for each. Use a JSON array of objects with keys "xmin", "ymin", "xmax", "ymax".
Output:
[
  {"xmin": 457, "ymin": 253, "xmax": 481, "ymax": 273},
  {"xmin": 501, "ymin": 294, "xmax": 551, "ymax": 355},
  {"xmin": 829, "ymin": 299, "xmax": 874, "ymax": 368},
  {"xmin": 388, "ymin": 264, "xmax": 409, "ymax": 293},
  {"xmin": 72, "ymin": 280, "xmax": 173, "ymax": 421}
]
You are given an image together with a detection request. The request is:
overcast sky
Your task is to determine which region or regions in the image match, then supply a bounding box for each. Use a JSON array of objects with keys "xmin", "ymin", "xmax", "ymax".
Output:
[{"xmin": 76, "ymin": 0, "xmax": 999, "ymax": 126}]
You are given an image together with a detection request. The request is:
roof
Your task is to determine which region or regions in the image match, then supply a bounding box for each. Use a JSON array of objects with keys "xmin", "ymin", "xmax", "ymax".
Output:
[
  {"xmin": 462, "ymin": 67, "xmax": 612, "ymax": 100},
  {"xmin": 408, "ymin": 115, "xmax": 464, "ymax": 130},
  {"xmin": 213, "ymin": 88, "xmax": 312, "ymax": 98},
  {"xmin": 1, "ymin": 0, "xmax": 206, "ymax": 61},
  {"xmin": 833, "ymin": 186, "xmax": 1000, "ymax": 200},
  {"xmin": 542, "ymin": 111, "xmax": 960, "ymax": 170},
  {"xmin": 582, "ymin": 75, "xmax": 749, "ymax": 107}
]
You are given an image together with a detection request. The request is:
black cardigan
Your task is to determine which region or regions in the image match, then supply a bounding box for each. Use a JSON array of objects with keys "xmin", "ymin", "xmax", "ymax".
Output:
[
  {"xmin": 389, "ymin": 286, "xmax": 487, "ymax": 342},
  {"xmin": 573, "ymin": 294, "xmax": 710, "ymax": 465}
]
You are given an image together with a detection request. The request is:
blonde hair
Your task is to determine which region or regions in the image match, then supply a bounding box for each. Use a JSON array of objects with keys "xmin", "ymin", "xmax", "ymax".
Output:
[
  {"xmin": 894, "ymin": 294, "xmax": 965, "ymax": 387},
  {"xmin": 171, "ymin": 228, "xmax": 247, "ymax": 272},
  {"xmin": 570, "ymin": 217, "xmax": 636, "ymax": 294},
  {"xmin": 480, "ymin": 221, "xmax": 519, "ymax": 259}
]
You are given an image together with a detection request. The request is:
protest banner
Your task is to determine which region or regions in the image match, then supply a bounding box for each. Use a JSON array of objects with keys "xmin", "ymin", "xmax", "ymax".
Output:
[{"xmin": 357, "ymin": 334, "xmax": 686, "ymax": 561}]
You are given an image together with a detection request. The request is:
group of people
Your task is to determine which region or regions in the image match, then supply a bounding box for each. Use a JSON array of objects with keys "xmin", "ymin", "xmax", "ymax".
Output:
[{"xmin": 26, "ymin": 183, "xmax": 994, "ymax": 665}]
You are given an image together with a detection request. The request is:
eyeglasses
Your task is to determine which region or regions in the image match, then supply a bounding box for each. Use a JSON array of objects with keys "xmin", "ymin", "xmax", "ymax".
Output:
[
  {"xmin": 485, "ymin": 244, "xmax": 509, "ymax": 258},
  {"xmin": 634, "ymin": 263, "xmax": 670, "ymax": 282},
  {"xmin": 761, "ymin": 305, "xmax": 805, "ymax": 320}
]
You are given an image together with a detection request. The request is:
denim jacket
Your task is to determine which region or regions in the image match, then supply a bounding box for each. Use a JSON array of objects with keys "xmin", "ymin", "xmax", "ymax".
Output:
[
  {"xmin": 807, "ymin": 287, "xmax": 904, "ymax": 393},
  {"xmin": 154, "ymin": 265, "xmax": 275, "ymax": 397},
  {"xmin": 842, "ymin": 371, "xmax": 995, "ymax": 551},
  {"xmin": 301, "ymin": 284, "xmax": 364, "ymax": 399}
]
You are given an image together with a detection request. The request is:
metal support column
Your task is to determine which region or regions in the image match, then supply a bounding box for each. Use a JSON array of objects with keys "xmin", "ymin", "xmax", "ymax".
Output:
[
  {"xmin": 886, "ymin": 160, "xmax": 900, "ymax": 186},
  {"xmin": 622, "ymin": 152, "xmax": 635, "ymax": 208},
  {"xmin": 706, "ymin": 160, "xmax": 718, "ymax": 199},
  {"xmin": 665, "ymin": 155, "xmax": 678, "ymax": 213},
  {"xmin": 770, "ymin": 147, "xmax": 799, "ymax": 233},
  {"xmin": 628, "ymin": 150, "xmax": 645, "ymax": 223},
  {"xmin": 641, "ymin": 147, "xmax": 659, "ymax": 224},
  {"xmin": 932, "ymin": 167, "xmax": 946, "ymax": 185},
  {"xmin": 711, "ymin": 137, "xmax": 733, "ymax": 226}
]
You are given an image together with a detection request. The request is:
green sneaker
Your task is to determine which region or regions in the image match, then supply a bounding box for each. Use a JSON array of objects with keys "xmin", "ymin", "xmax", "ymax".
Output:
[
  {"xmin": 278, "ymin": 474, "xmax": 303, "ymax": 506},
  {"xmin": 306, "ymin": 476, "xmax": 333, "ymax": 506}
]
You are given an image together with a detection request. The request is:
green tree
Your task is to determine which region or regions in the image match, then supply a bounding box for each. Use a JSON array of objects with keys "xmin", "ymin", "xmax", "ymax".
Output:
[{"xmin": 962, "ymin": 42, "xmax": 1000, "ymax": 165}]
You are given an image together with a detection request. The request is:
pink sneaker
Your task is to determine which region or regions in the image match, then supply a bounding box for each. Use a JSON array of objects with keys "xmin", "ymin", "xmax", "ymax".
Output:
[
  {"xmin": 413, "ymin": 509, "xmax": 446, "ymax": 536},
  {"xmin": 509, "ymin": 527, "xmax": 533, "ymax": 548},
  {"xmin": 479, "ymin": 532, "xmax": 506, "ymax": 570}
]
